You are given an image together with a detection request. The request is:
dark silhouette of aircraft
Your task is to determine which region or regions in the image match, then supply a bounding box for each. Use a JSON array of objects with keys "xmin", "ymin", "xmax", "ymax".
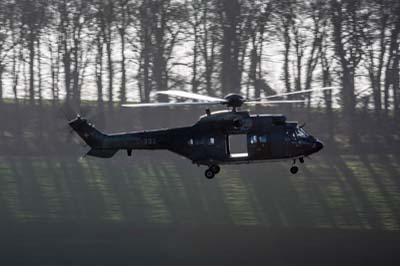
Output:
[{"xmin": 69, "ymin": 88, "xmax": 336, "ymax": 179}]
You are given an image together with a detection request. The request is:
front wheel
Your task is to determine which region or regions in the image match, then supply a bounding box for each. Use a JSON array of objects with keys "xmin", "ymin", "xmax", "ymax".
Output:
[
  {"xmin": 290, "ymin": 166, "xmax": 299, "ymax": 174},
  {"xmin": 205, "ymin": 169, "xmax": 215, "ymax": 179}
]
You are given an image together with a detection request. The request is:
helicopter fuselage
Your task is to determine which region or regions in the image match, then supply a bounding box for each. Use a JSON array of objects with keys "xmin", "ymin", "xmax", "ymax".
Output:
[{"xmin": 70, "ymin": 110, "xmax": 323, "ymax": 169}]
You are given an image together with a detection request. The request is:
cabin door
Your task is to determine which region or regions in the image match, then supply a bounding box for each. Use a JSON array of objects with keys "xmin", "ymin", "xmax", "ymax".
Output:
[{"xmin": 226, "ymin": 134, "xmax": 248, "ymax": 158}]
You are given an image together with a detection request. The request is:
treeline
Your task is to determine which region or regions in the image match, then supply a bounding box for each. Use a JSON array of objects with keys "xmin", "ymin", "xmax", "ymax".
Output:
[{"xmin": 0, "ymin": 0, "xmax": 399, "ymax": 119}]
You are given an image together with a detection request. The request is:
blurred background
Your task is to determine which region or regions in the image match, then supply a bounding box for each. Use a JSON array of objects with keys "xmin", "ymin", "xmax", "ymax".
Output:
[{"xmin": 0, "ymin": 0, "xmax": 400, "ymax": 265}]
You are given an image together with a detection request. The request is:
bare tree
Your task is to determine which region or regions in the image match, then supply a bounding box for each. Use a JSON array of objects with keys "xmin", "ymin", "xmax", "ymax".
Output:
[
  {"xmin": 185, "ymin": 0, "xmax": 202, "ymax": 94},
  {"xmin": 276, "ymin": 0, "xmax": 294, "ymax": 97},
  {"xmin": 0, "ymin": 0, "xmax": 18, "ymax": 103},
  {"xmin": 217, "ymin": 0, "xmax": 251, "ymax": 95},
  {"xmin": 331, "ymin": 0, "xmax": 368, "ymax": 141},
  {"xmin": 198, "ymin": 0, "xmax": 220, "ymax": 96},
  {"xmin": 136, "ymin": 1, "xmax": 154, "ymax": 103},
  {"xmin": 115, "ymin": 0, "xmax": 133, "ymax": 104},
  {"xmin": 135, "ymin": 0, "xmax": 186, "ymax": 102},
  {"xmin": 303, "ymin": 1, "xmax": 327, "ymax": 110},
  {"xmin": 383, "ymin": 0, "xmax": 400, "ymax": 117},
  {"xmin": 56, "ymin": 0, "xmax": 93, "ymax": 108},
  {"xmin": 9, "ymin": 1, "xmax": 22, "ymax": 103},
  {"xmin": 47, "ymin": 28, "xmax": 62, "ymax": 105},
  {"xmin": 17, "ymin": 0, "xmax": 49, "ymax": 105},
  {"xmin": 95, "ymin": 23, "xmax": 104, "ymax": 107},
  {"xmin": 363, "ymin": 0, "xmax": 390, "ymax": 118},
  {"xmin": 150, "ymin": 0, "xmax": 186, "ymax": 101},
  {"xmin": 95, "ymin": 0, "xmax": 116, "ymax": 108},
  {"xmin": 247, "ymin": 2, "xmax": 272, "ymax": 99}
]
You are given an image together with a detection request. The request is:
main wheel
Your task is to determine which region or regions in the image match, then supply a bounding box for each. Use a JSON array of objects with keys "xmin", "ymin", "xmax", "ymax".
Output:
[
  {"xmin": 210, "ymin": 165, "xmax": 220, "ymax": 174},
  {"xmin": 205, "ymin": 169, "xmax": 215, "ymax": 179},
  {"xmin": 290, "ymin": 166, "xmax": 299, "ymax": 174},
  {"xmin": 299, "ymin": 157, "xmax": 304, "ymax": 164}
]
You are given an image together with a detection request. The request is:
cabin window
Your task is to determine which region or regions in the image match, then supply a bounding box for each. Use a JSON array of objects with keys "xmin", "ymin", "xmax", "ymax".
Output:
[
  {"xmin": 250, "ymin": 135, "xmax": 258, "ymax": 144},
  {"xmin": 259, "ymin": 135, "xmax": 268, "ymax": 143},
  {"xmin": 194, "ymin": 138, "xmax": 204, "ymax": 145},
  {"xmin": 208, "ymin": 137, "xmax": 215, "ymax": 145},
  {"xmin": 187, "ymin": 138, "xmax": 194, "ymax": 145}
]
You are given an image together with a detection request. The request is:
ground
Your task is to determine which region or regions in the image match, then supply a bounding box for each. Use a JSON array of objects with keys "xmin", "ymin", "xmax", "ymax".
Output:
[{"xmin": 0, "ymin": 103, "xmax": 400, "ymax": 265}]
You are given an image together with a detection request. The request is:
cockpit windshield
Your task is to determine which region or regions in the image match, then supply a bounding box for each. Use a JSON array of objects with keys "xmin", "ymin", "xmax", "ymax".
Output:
[
  {"xmin": 295, "ymin": 127, "xmax": 314, "ymax": 143},
  {"xmin": 296, "ymin": 128, "xmax": 308, "ymax": 138}
]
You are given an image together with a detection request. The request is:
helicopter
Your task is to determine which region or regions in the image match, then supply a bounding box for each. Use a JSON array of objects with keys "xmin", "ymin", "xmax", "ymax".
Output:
[{"xmin": 69, "ymin": 87, "xmax": 336, "ymax": 179}]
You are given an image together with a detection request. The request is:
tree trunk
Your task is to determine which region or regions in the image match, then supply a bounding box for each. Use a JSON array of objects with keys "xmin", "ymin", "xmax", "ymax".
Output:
[
  {"xmin": 200, "ymin": 4, "xmax": 215, "ymax": 97},
  {"xmin": 63, "ymin": 39, "xmax": 71, "ymax": 104},
  {"xmin": 393, "ymin": 48, "xmax": 400, "ymax": 118},
  {"xmin": 249, "ymin": 43, "xmax": 258, "ymax": 99},
  {"xmin": 374, "ymin": 15, "xmax": 387, "ymax": 117},
  {"xmin": 304, "ymin": 28, "xmax": 322, "ymax": 113},
  {"xmin": 96, "ymin": 34, "xmax": 104, "ymax": 107},
  {"xmin": 384, "ymin": 13, "xmax": 400, "ymax": 117},
  {"xmin": 37, "ymin": 39, "xmax": 42, "ymax": 106},
  {"xmin": 220, "ymin": 0, "xmax": 241, "ymax": 95},
  {"xmin": 282, "ymin": 21, "xmax": 292, "ymax": 106},
  {"xmin": 12, "ymin": 46, "xmax": 21, "ymax": 104},
  {"xmin": 153, "ymin": 26, "xmax": 167, "ymax": 102},
  {"xmin": 28, "ymin": 34, "xmax": 35, "ymax": 105},
  {"xmin": 143, "ymin": 48, "xmax": 151, "ymax": 103},
  {"xmin": 48, "ymin": 36, "xmax": 60, "ymax": 105},
  {"xmin": 191, "ymin": 25, "xmax": 199, "ymax": 94},
  {"xmin": 0, "ymin": 64, "xmax": 3, "ymax": 103},
  {"xmin": 105, "ymin": 30, "xmax": 113, "ymax": 107},
  {"xmin": 141, "ymin": 21, "xmax": 152, "ymax": 103},
  {"xmin": 331, "ymin": 0, "xmax": 358, "ymax": 144},
  {"xmin": 138, "ymin": 21, "xmax": 152, "ymax": 103},
  {"xmin": 119, "ymin": 28, "xmax": 127, "ymax": 104},
  {"xmin": 72, "ymin": 33, "xmax": 80, "ymax": 109},
  {"xmin": 202, "ymin": 32, "xmax": 216, "ymax": 97},
  {"xmin": 322, "ymin": 66, "xmax": 334, "ymax": 142}
]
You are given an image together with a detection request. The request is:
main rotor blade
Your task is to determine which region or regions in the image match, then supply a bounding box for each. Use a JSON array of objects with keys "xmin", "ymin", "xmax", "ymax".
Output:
[
  {"xmin": 122, "ymin": 101, "xmax": 223, "ymax": 108},
  {"xmin": 245, "ymin": 100, "xmax": 306, "ymax": 105},
  {"xmin": 260, "ymin": 86, "xmax": 340, "ymax": 100},
  {"xmin": 155, "ymin": 90, "xmax": 226, "ymax": 102}
]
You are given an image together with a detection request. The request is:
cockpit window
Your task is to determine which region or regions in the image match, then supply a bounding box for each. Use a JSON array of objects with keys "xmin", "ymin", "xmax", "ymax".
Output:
[
  {"xmin": 250, "ymin": 135, "xmax": 258, "ymax": 144},
  {"xmin": 296, "ymin": 128, "xmax": 308, "ymax": 138},
  {"xmin": 259, "ymin": 135, "xmax": 268, "ymax": 143},
  {"xmin": 295, "ymin": 127, "xmax": 314, "ymax": 143}
]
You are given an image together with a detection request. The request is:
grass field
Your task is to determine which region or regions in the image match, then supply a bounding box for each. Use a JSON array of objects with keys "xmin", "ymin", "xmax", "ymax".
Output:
[
  {"xmin": 1, "ymin": 104, "xmax": 400, "ymax": 265},
  {"xmin": 1, "ymin": 151, "xmax": 399, "ymax": 230}
]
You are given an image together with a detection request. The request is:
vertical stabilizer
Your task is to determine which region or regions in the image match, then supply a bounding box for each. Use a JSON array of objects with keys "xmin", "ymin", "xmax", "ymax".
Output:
[{"xmin": 68, "ymin": 116, "xmax": 105, "ymax": 148}]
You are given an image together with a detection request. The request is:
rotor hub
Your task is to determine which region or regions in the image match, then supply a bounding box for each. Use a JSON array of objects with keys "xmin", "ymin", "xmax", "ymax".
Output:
[{"xmin": 224, "ymin": 94, "xmax": 245, "ymax": 108}]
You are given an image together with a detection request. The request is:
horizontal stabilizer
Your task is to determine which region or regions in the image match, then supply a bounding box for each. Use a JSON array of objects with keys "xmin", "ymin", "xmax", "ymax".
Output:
[{"xmin": 86, "ymin": 148, "xmax": 118, "ymax": 158}]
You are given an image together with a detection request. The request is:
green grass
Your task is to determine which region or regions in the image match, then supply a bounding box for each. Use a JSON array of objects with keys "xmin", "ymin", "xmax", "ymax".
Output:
[{"xmin": 0, "ymin": 154, "xmax": 399, "ymax": 230}]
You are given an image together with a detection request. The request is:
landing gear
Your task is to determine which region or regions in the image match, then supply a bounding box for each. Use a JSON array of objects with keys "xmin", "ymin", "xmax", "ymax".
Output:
[
  {"xmin": 290, "ymin": 166, "xmax": 299, "ymax": 174},
  {"xmin": 290, "ymin": 159, "xmax": 299, "ymax": 174},
  {"xmin": 205, "ymin": 164, "xmax": 220, "ymax": 179},
  {"xmin": 205, "ymin": 169, "xmax": 215, "ymax": 179},
  {"xmin": 210, "ymin": 165, "xmax": 220, "ymax": 174}
]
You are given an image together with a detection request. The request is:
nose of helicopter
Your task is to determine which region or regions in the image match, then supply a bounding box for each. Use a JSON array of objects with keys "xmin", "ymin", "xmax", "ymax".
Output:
[{"xmin": 314, "ymin": 140, "xmax": 324, "ymax": 152}]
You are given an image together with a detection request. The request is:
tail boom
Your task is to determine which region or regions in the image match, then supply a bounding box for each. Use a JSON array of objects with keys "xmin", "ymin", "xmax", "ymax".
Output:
[{"xmin": 68, "ymin": 116, "xmax": 169, "ymax": 158}]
